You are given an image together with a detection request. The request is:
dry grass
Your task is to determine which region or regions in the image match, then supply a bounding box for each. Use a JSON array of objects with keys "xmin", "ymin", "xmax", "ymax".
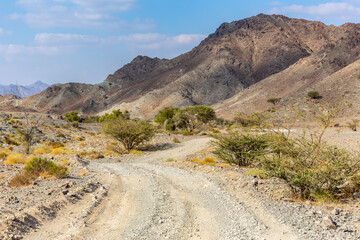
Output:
[
  {"xmin": 32, "ymin": 145, "xmax": 52, "ymax": 155},
  {"xmin": 77, "ymin": 169, "xmax": 88, "ymax": 176},
  {"xmin": 129, "ymin": 149, "xmax": 143, "ymax": 155},
  {"xmin": 3, "ymin": 153, "xmax": 28, "ymax": 165},
  {"xmin": 191, "ymin": 157, "xmax": 216, "ymax": 166},
  {"xmin": 51, "ymin": 147, "xmax": 66, "ymax": 156}
]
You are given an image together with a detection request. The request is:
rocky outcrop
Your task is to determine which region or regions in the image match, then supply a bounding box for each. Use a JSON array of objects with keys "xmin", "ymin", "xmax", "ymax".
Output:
[{"xmin": 3, "ymin": 14, "xmax": 360, "ymax": 118}]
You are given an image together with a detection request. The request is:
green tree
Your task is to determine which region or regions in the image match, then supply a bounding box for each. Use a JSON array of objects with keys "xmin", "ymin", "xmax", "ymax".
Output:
[
  {"xmin": 104, "ymin": 119, "xmax": 155, "ymax": 151},
  {"xmin": 64, "ymin": 111, "xmax": 80, "ymax": 122},
  {"xmin": 98, "ymin": 109, "xmax": 124, "ymax": 122}
]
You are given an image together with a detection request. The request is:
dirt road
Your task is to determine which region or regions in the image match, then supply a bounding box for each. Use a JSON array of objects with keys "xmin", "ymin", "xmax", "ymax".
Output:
[{"xmin": 25, "ymin": 138, "xmax": 298, "ymax": 240}]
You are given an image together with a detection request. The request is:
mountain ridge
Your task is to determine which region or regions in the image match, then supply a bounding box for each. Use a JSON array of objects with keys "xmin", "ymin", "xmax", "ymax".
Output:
[{"xmin": 2, "ymin": 14, "xmax": 360, "ymax": 118}]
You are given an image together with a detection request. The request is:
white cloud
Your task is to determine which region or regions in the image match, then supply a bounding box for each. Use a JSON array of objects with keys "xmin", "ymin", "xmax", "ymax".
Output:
[
  {"xmin": 0, "ymin": 44, "xmax": 60, "ymax": 59},
  {"xmin": 12, "ymin": 0, "xmax": 153, "ymax": 30},
  {"xmin": 34, "ymin": 33, "xmax": 99, "ymax": 44},
  {"xmin": 114, "ymin": 33, "xmax": 206, "ymax": 50},
  {"xmin": 0, "ymin": 28, "xmax": 12, "ymax": 36},
  {"xmin": 270, "ymin": 2, "xmax": 360, "ymax": 23}
]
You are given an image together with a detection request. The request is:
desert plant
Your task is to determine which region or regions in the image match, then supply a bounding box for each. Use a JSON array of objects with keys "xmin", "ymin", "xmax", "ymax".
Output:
[
  {"xmin": 64, "ymin": 111, "xmax": 79, "ymax": 122},
  {"xmin": 233, "ymin": 112, "xmax": 269, "ymax": 128},
  {"xmin": 267, "ymin": 98, "xmax": 280, "ymax": 105},
  {"xmin": 154, "ymin": 106, "xmax": 181, "ymax": 131},
  {"xmin": 307, "ymin": 91, "xmax": 320, "ymax": 99},
  {"xmin": 261, "ymin": 135, "xmax": 360, "ymax": 199},
  {"xmin": 98, "ymin": 109, "xmax": 125, "ymax": 123},
  {"xmin": 103, "ymin": 119, "xmax": 155, "ymax": 151},
  {"xmin": 212, "ymin": 133, "xmax": 268, "ymax": 166},
  {"xmin": 24, "ymin": 157, "xmax": 68, "ymax": 178},
  {"xmin": 347, "ymin": 119, "xmax": 360, "ymax": 131},
  {"xmin": 16, "ymin": 112, "xmax": 41, "ymax": 154}
]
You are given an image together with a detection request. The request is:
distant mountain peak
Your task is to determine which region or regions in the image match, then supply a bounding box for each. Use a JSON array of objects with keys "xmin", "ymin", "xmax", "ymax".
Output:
[{"xmin": 0, "ymin": 81, "xmax": 49, "ymax": 98}]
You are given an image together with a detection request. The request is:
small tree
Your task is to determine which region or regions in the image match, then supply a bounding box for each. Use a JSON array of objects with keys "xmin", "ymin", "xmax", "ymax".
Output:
[
  {"xmin": 307, "ymin": 91, "xmax": 320, "ymax": 99},
  {"xmin": 212, "ymin": 133, "xmax": 268, "ymax": 166},
  {"xmin": 267, "ymin": 98, "xmax": 280, "ymax": 105},
  {"xmin": 98, "ymin": 109, "xmax": 124, "ymax": 122},
  {"xmin": 154, "ymin": 106, "xmax": 181, "ymax": 131},
  {"xmin": 64, "ymin": 111, "xmax": 79, "ymax": 122},
  {"xmin": 104, "ymin": 119, "xmax": 155, "ymax": 151},
  {"xmin": 16, "ymin": 112, "xmax": 41, "ymax": 154}
]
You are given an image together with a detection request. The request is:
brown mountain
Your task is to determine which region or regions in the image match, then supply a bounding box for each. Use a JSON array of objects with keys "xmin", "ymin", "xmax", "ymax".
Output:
[{"xmin": 3, "ymin": 14, "xmax": 360, "ymax": 118}]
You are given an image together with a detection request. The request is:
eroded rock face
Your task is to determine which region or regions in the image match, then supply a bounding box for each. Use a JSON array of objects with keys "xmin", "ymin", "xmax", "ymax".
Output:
[{"xmin": 4, "ymin": 14, "xmax": 360, "ymax": 118}]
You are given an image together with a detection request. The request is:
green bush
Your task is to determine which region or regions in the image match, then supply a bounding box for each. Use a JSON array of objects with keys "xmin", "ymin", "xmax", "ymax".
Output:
[
  {"xmin": 233, "ymin": 112, "xmax": 268, "ymax": 127},
  {"xmin": 267, "ymin": 98, "xmax": 280, "ymax": 105},
  {"xmin": 212, "ymin": 133, "xmax": 268, "ymax": 166},
  {"xmin": 24, "ymin": 157, "xmax": 68, "ymax": 178},
  {"xmin": 10, "ymin": 157, "xmax": 68, "ymax": 187},
  {"xmin": 307, "ymin": 91, "xmax": 320, "ymax": 99},
  {"xmin": 104, "ymin": 119, "xmax": 155, "ymax": 151},
  {"xmin": 261, "ymin": 134, "xmax": 360, "ymax": 199},
  {"xmin": 154, "ymin": 106, "xmax": 181, "ymax": 131},
  {"xmin": 155, "ymin": 105, "xmax": 216, "ymax": 132},
  {"xmin": 64, "ymin": 111, "xmax": 80, "ymax": 122},
  {"xmin": 98, "ymin": 109, "xmax": 126, "ymax": 123}
]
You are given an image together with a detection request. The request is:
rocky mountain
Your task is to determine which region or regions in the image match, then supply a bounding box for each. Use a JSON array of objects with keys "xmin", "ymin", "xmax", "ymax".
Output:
[
  {"xmin": 2, "ymin": 14, "xmax": 360, "ymax": 118},
  {"xmin": 0, "ymin": 81, "xmax": 49, "ymax": 98}
]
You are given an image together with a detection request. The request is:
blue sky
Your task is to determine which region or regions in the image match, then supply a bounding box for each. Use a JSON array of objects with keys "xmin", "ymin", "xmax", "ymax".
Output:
[{"xmin": 1, "ymin": 0, "xmax": 360, "ymax": 85}]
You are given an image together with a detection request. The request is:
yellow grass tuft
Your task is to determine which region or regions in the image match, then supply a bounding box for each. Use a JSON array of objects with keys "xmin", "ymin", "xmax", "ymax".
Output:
[
  {"xmin": 129, "ymin": 149, "xmax": 142, "ymax": 155},
  {"xmin": 3, "ymin": 153, "xmax": 28, "ymax": 165},
  {"xmin": 32, "ymin": 145, "xmax": 51, "ymax": 155},
  {"xmin": 51, "ymin": 147, "xmax": 66, "ymax": 156}
]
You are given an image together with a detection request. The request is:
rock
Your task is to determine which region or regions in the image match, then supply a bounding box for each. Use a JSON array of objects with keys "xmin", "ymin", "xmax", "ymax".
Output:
[
  {"xmin": 353, "ymin": 192, "xmax": 360, "ymax": 199},
  {"xmin": 321, "ymin": 216, "xmax": 338, "ymax": 229},
  {"xmin": 331, "ymin": 208, "xmax": 340, "ymax": 215}
]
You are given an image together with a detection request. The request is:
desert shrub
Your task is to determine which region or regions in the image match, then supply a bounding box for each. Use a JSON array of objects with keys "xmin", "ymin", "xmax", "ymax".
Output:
[
  {"xmin": 3, "ymin": 154, "xmax": 28, "ymax": 165},
  {"xmin": 307, "ymin": 91, "xmax": 320, "ymax": 99},
  {"xmin": 233, "ymin": 112, "xmax": 268, "ymax": 128},
  {"xmin": 104, "ymin": 119, "xmax": 155, "ymax": 151},
  {"xmin": 32, "ymin": 145, "xmax": 52, "ymax": 155},
  {"xmin": 155, "ymin": 105, "xmax": 216, "ymax": 132},
  {"xmin": 16, "ymin": 113, "xmax": 41, "ymax": 154},
  {"xmin": 72, "ymin": 121, "xmax": 79, "ymax": 128},
  {"xmin": 154, "ymin": 106, "xmax": 181, "ymax": 131},
  {"xmin": 49, "ymin": 142, "xmax": 65, "ymax": 149},
  {"xmin": 347, "ymin": 119, "xmax": 359, "ymax": 131},
  {"xmin": 212, "ymin": 133, "xmax": 268, "ymax": 166},
  {"xmin": 261, "ymin": 135, "xmax": 360, "ymax": 199},
  {"xmin": 64, "ymin": 111, "xmax": 79, "ymax": 122},
  {"xmin": 83, "ymin": 116, "xmax": 100, "ymax": 123},
  {"xmin": 98, "ymin": 109, "xmax": 125, "ymax": 123},
  {"xmin": 51, "ymin": 147, "xmax": 66, "ymax": 156},
  {"xmin": 24, "ymin": 157, "xmax": 68, "ymax": 178},
  {"xmin": 57, "ymin": 133, "xmax": 66, "ymax": 138},
  {"xmin": 267, "ymin": 98, "xmax": 280, "ymax": 105},
  {"xmin": 9, "ymin": 171, "xmax": 37, "ymax": 187}
]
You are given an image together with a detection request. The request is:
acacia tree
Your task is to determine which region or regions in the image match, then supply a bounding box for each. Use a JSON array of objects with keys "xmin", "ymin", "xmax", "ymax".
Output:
[
  {"xmin": 104, "ymin": 119, "xmax": 155, "ymax": 151},
  {"xmin": 16, "ymin": 112, "xmax": 41, "ymax": 154}
]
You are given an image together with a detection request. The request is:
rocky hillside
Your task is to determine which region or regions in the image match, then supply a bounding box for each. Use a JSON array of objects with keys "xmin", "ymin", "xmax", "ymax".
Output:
[{"xmin": 3, "ymin": 14, "xmax": 360, "ymax": 118}]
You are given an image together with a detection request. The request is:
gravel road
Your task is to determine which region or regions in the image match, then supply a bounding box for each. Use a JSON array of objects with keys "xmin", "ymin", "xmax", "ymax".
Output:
[{"xmin": 25, "ymin": 138, "xmax": 300, "ymax": 240}]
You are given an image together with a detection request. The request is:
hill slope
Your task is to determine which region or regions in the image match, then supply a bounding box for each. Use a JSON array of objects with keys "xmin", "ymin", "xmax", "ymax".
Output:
[{"xmin": 2, "ymin": 14, "xmax": 360, "ymax": 118}]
